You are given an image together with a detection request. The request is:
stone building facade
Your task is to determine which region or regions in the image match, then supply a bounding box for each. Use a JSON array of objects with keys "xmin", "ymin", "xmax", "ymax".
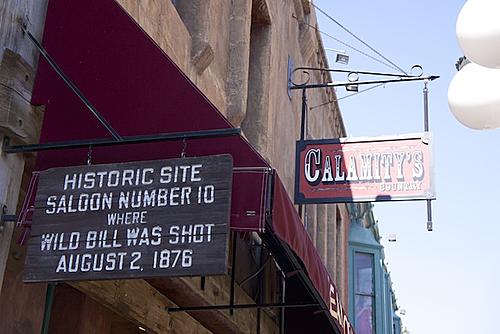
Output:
[{"xmin": 0, "ymin": 0, "xmax": 353, "ymax": 333}]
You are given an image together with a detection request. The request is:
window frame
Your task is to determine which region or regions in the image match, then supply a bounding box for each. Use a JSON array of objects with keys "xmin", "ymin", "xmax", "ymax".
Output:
[
  {"xmin": 349, "ymin": 242, "xmax": 385, "ymax": 334},
  {"xmin": 353, "ymin": 251, "xmax": 376, "ymax": 334}
]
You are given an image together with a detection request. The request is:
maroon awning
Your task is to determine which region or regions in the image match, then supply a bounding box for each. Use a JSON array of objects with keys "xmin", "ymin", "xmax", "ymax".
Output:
[
  {"xmin": 32, "ymin": 0, "xmax": 269, "ymax": 167},
  {"xmin": 272, "ymin": 175, "xmax": 354, "ymax": 334},
  {"xmin": 31, "ymin": 0, "xmax": 270, "ymax": 232},
  {"xmin": 29, "ymin": 0, "xmax": 353, "ymax": 332}
]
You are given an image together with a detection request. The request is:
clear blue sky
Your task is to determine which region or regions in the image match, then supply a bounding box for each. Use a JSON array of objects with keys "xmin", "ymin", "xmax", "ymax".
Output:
[{"xmin": 314, "ymin": 1, "xmax": 499, "ymax": 333}]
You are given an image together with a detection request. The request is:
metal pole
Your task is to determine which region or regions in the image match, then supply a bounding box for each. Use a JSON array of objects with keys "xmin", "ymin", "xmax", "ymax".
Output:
[
  {"xmin": 298, "ymin": 88, "xmax": 307, "ymax": 218},
  {"xmin": 167, "ymin": 302, "xmax": 319, "ymax": 313},
  {"xmin": 200, "ymin": 276, "xmax": 206, "ymax": 290},
  {"xmin": 423, "ymin": 81, "xmax": 429, "ymax": 132},
  {"xmin": 427, "ymin": 201, "xmax": 433, "ymax": 232},
  {"xmin": 229, "ymin": 232, "xmax": 237, "ymax": 315},
  {"xmin": 256, "ymin": 308, "xmax": 261, "ymax": 334},
  {"xmin": 280, "ymin": 272, "xmax": 286, "ymax": 334},
  {"xmin": 423, "ymin": 80, "xmax": 433, "ymax": 231},
  {"xmin": 20, "ymin": 26, "xmax": 122, "ymax": 141},
  {"xmin": 2, "ymin": 128, "xmax": 241, "ymax": 154},
  {"xmin": 292, "ymin": 66, "xmax": 412, "ymax": 79},
  {"xmin": 41, "ymin": 283, "xmax": 56, "ymax": 334},
  {"xmin": 300, "ymin": 88, "xmax": 307, "ymax": 141},
  {"xmin": 256, "ymin": 245, "xmax": 264, "ymax": 334},
  {"xmin": 290, "ymin": 75, "xmax": 439, "ymax": 90}
]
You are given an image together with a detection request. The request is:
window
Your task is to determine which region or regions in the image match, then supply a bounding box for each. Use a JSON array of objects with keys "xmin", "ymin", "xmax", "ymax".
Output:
[
  {"xmin": 348, "ymin": 215, "xmax": 392, "ymax": 334},
  {"xmin": 354, "ymin": 252, "xmax": 375, "ymax": 334}
]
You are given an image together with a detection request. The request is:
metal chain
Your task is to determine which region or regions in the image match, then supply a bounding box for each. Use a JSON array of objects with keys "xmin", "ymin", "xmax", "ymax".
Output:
[
  {"xmin": 181, "ymin": 138, "xmax": 187, "ymax": 158},
  {"xmin": 87, "ymin": 145, "xmax": 92, "ymax": 165}
]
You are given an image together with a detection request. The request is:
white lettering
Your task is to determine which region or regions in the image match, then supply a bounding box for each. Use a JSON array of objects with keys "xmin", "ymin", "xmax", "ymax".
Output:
[
  {"xmin": 359, "ymin": 154, "xmax": 373, "ymax": 181},
  {"xmin": 346, "ymin": 156, "xmax": 358, "ymax": 181},
  {"xmin": 334, "ymin": 155, "xmax": 346, "ymax": 181},
  {"xmin": 305, "ymin": 149, "xmax": 321, "ymax": 183},
  {"xmin": 45, "ymin": 196, "xmax": 57, "ymax": 214},
  {"xmin": 321, "ymin": 156, "xmax": 334, "ymax": 182},
  {"xmin": 413, "ymin": 151, "xmax": 424, "ymax": 180}
]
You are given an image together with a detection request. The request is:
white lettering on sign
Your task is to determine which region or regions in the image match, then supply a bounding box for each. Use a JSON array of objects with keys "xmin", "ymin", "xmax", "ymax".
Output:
[
  {"xmin": 45, "ymin": 221, "xmax": 218, "ymax": 274},
  {"xmin": 41, "ymin": 232, "xmax": 81, "ymax": 251},
  {"xmin": 126, "ymin": 226, "xmax": 162, "ymax": 247},
  {"xmin": 152, "ymin": 249, "xmax": 193, "ymax": 269},
  {"xmin": 55, "ymin": 252, "xmax": 131, "ymax": 273},
  {"xmin": 45, "ymin": 184, "xmax": 217, "ymax": 215},
  {"xmin": 61, "ymin": 164, "xmax": 204, "ymax": 192},
  {"xmin": 107, "ymin": 210, "xmax": 147, "ymax": 225},
  {"xmin": 160, "ymin": 164, "xmax": 202, "ymax": 183},
  {"xmin": 304, "ymin": 148, "xmax": 425, "ymax": 186},
  {"xmin": 168, "ymin": 224, "xmax": 215, "ymax": 244},
  {"xmin": 63, "ymin": 168, "xmax": 156, "ymax": 190},
  {"xmin": 45, "ymin": 193, "xmax": 113, "ymax": 214},
  {"xmin": 304, "ymin": 149, "xmax": 321, "ymax": 183}
]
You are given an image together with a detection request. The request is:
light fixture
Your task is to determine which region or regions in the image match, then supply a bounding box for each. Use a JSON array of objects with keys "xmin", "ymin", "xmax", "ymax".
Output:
[
  {"xmin": 448, "ymin": 60, "xmax": 500, "ymax": 130},
  {"xmin": 448, "ymin": 0, "xmax": 500, "ymax": 130},
  {"xmin": 456, "ymin": 0, "xmax": 500, "ymax": 69}
]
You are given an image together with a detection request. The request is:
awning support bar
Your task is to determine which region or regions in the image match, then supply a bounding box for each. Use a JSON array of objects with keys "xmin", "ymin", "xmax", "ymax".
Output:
[
  {"xmin": 2, "ymin": 128, "xmax": 241, "ymax": 154},
  {"xmin": 167, "ymin": 302, "xmax": 320, "ymax": 313},
  {"xmin": 19, "ymin": 23, "xmax": 122, "ymax": 141}
]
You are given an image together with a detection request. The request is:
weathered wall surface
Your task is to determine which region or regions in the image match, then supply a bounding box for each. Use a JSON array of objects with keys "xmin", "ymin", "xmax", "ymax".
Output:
[
  {"xmin": 0, "ymin": 1, "xmax": 48, "ymax": 333},
  {"xmin": 116, "ymin": 0, "xmax": 350, "ymax": 306},
  {"xmin": 0, "ymin": 1, "xmax": 352, "ymax": 332}
]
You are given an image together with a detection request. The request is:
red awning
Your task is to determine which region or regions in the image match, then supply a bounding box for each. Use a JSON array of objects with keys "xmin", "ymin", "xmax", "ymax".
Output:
[
  {"xmin": 32, "ymin": 0, "xmax": 268, "ymax": 168},
  {"xmin": 31, "ymin": 0, "xmax": 270, "ymax": 232},
  {"xmin": 272, "ymin": 175, "xmax": 354, "ymax": 334},
  {"xmin": 29, "ymin": 0, "xmax": 352, "ymax": 332}
]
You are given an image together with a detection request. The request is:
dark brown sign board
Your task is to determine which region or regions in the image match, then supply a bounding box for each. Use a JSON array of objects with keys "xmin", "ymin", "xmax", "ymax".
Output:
[
  {"xmin": 24, "ymin": 154, "xmax": 233, "ymax": 283},
  {"xmin": 295, "ymin": 133, "xmax": 435, "ymax": 204}
]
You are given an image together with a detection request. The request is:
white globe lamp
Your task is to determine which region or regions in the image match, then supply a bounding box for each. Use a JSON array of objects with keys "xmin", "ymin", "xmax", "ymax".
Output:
[
  {"xmin": 456, "ymin": 0, "xmax": 500, "ymax": 69},
  {"xmin": 449, "ymin": 0, "xmax": 500, "ymax": 130},
  {"xmin": 448, "ymin": 62, "xmax": 500, "ymax": 130}
]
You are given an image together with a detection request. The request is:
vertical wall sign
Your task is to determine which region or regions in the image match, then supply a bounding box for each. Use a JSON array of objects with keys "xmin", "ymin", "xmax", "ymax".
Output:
[
  {"xmin": 295, "ymin": 133, "xmax": 435, "ymax": 204},
  {"xmin": 24, "ymin": 155, "xmax": 233, "ymax": 282}
]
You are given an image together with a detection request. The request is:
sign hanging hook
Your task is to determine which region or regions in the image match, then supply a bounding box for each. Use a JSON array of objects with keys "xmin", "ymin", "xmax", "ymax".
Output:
[
  {"xmin": 87, "ymin": 145, "xmax": 92, "ymax": 165},
  {"xmin": 181, "ymin": 138, "xmax": 187, "ymax": 158}
]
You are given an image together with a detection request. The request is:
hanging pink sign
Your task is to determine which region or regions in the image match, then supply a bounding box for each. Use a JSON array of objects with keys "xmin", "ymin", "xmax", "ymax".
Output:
[{"xmin": 295, "ymin": 133, "xmax": 435, "ymax": 204}]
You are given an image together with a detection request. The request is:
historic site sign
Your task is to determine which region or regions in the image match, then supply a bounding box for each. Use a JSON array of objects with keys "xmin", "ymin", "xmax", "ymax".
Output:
[
  {"xmin": 295, "ymin": 133, "xmax": 435, "ymax": 204},
  {"xmin": 24, "ymin": 155, "xmax": 233, "ymax": 282}
]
